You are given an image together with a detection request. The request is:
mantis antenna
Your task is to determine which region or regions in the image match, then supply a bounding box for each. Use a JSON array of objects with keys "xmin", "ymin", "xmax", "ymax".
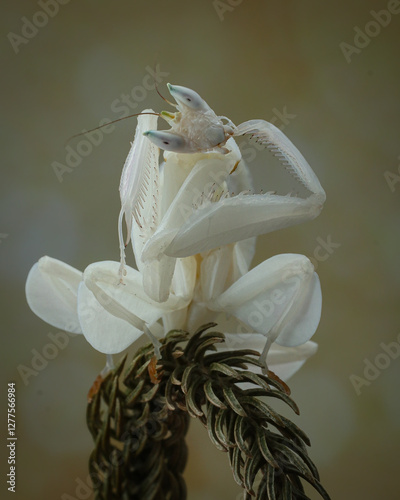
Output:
[
  {"xmin": 66, "ymin": 112, "xmax": 161, "ymax": 144},
  {"xmin": 66, "ymin": 68, "xmax": 173, "ymax": 144}
]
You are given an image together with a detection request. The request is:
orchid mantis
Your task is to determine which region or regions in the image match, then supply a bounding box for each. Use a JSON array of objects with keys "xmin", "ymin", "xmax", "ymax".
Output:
[
  {"xmin": 26, "ymin": 83, "xmax": 326, "ymax": 374},
  {"xmin": 114, "ymin": 83, "xmax": 325, "ymax": 368}
]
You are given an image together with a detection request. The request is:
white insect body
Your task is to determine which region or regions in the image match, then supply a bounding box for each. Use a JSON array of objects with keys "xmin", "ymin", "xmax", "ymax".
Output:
[
  {"xmin": 114, "ymin": 83, "xmax": 326, "ymax": 367},
  {"xmin": 25, "ymin": 83, "xmax": 327, "ymax": 373}
]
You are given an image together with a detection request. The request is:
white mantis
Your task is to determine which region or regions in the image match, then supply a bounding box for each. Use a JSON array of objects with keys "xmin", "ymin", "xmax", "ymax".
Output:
[
  {"xmin": 26, "ymin": 82, "xmax": 326, "ymax": 374},
  {"xmin": 114, "ymin": 83, "xmax": 326, "ymax": 368}
]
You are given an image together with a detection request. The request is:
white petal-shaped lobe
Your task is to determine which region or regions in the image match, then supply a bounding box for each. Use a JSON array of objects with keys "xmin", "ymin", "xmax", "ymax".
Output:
[
  {"xmin": 25, "ymin": 256, "xmax": 82, "ymax": 333},
  {"xmin": 79, "ymin": 261, "xmax": 190, "ymax": 353},
  {"xmin": 78, "ymin": 282, "xmax": 144, "ymax": 354},
  {"xmin": 211, "ymin": 254, "xmax": 321, "ymax": 347}
]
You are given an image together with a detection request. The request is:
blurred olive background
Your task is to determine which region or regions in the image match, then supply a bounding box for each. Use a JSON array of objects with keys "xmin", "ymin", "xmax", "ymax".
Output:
[{"xmin": 1, "ymin": 0, "xmax": 400, "ymax": 498}]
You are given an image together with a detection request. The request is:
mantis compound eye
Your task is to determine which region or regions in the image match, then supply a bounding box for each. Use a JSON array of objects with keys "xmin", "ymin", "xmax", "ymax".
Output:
[
  {"xmin": 144, "ymin": 130, "xmax": 189, "ymax": 153},
  {"xmin": 167, "ymin": 83, "xmax": 210, "ymax": 111}
]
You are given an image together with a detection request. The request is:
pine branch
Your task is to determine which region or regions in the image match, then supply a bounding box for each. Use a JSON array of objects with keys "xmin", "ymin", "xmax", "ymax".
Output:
[
  {"xmin": 86, "ymin": 324, "xmax": 330, "ymax": 500},
  {"xmin": 86, "ymin": 343, "xmax": 189, "ymax": 500}
]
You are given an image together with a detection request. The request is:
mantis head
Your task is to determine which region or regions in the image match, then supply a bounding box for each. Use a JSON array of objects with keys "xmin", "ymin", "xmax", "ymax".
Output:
[{"xmin": 143, "ymin": 83, "xmax": 234, "ymax": 154}]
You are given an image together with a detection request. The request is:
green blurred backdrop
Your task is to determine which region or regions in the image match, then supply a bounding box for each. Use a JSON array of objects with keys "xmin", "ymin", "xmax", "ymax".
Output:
[{"xmin": 1, "ymin": 0, "xmax": 400, "ymax": 498}]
